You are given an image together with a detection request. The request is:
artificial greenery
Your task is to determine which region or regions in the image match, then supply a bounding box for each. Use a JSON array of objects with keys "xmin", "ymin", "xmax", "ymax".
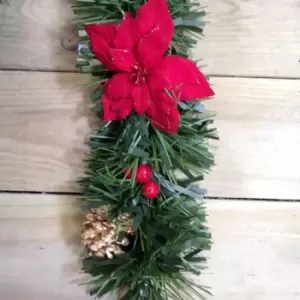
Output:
[
  {"xmin": 74, "ymin": 0, "xmax": 206, "ymax": 75},
  {"xmin": 73, "ymin": 0, "xmax": 217, "ymax": 299}
]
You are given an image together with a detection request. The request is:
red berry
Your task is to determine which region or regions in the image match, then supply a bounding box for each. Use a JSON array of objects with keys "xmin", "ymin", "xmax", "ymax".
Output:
[
  {"xmin": 142, "ymin": 181, "xmax": 160, "ymax": 199},
  {"xmin": 136, "ymin": 165, "xmax": 152, "ymax": 184},
  {"xmin": 123, "ymin": 168, "xmax": 133, "ymax": 179}
]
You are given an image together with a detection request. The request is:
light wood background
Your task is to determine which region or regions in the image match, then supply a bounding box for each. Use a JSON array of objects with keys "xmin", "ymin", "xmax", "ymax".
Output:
[
  {"xmin": 1, "ymin": 195, "xmax": 300, "ymax": 299},
  {"xmin": 0, "ymin": 0, "xmax": 300, "ymax": 299}
]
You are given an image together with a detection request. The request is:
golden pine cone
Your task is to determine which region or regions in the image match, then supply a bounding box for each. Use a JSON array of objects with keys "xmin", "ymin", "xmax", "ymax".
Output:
[{"xmin": 81, "ymin": 207, "xmax": 132, "ymax": 259}]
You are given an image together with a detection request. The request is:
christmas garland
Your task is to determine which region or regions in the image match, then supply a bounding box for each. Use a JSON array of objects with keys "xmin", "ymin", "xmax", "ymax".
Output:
[{"xmin": 72, "ymin": 0, "xmax": 217, "ymax": 299}]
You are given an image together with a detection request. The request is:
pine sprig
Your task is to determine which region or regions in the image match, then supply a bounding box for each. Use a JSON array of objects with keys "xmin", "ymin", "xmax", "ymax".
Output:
[
  {"xmin": 74, "ymin": 0, "xmax": 206, "ymax": 77},
  {"xmin": 80, "ymin": 111, "xmax": 216, "ymax": 299},
  {"xmin": 73, "ymin": 1, "xmax": 217, "ymax": 299},
  {"xmin": 82, "ymin": 192, "xmax": 211, "ymax": 300}
]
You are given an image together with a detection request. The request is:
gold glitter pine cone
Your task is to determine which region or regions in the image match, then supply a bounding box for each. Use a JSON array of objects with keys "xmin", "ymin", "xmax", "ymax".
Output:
[{"xmin": 81, "ymin": 207, "xmax": 132, "ymax": 259}]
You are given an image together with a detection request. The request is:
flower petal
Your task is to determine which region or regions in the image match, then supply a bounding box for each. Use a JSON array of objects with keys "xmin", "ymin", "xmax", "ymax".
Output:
[
  {"xmin": 104, "ymin": 73, "xmax": 134, "ymax": 100},
  {"xmin": 113, "ymin": 14, "xmax": 140, "ymax": 50},
  {"xmin": 102, "ymin": 95, "xmax": 132, "ymax": 121},
  {"xmin": 148, "ymin": 56, "xmax": 215, "ymax": 100},
  {"xmin": 132, "ymin": 84, "xmax": 151, "ymax": 115},
  {"xmin": 102, "ymin": 74, "xmax": 134, "ymax": 120},
  {"xmin": 147, "ymin": 92, "xmax": 180, "ymax": 133},
  {"xmin": 136, "ymin": 0, "xmax": 174, "ymax": 36},
  {"xmin": 109, "ymin": 48, "xmax": 137, "ymax": 72},
  {"xmin": 135, "ymin": 0, "xmax": 174, "ymax": 68},
  {"xmin": 85, "ymin": 24, "xmax": 118, "ymax": 71},
  {"xmin": 137, "ymin": 29, "xmax": 166, "ymax": 69}
]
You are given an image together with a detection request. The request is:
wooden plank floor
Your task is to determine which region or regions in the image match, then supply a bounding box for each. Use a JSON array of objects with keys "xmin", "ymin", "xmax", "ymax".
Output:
[
  {"xmin": 0, "ymin": 0, "xmax": 299, "ymax": 77},
  {"xmin": 0, "ymin": 71, "xmax": 299, "ymax": 198},
  {"xmin": 199, "ymin": 0, "xmax": 300, "ymax": 77},
  {"xmin": 0, "ymin": 0, "xmax": 300, "ymax": 299},
  {"xmin": 1, "ymin": 194, "xmax": 300, "ymax": 300}
]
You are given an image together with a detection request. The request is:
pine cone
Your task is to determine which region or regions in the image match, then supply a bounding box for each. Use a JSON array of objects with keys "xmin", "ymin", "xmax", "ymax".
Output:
[{"xmin": 81, "ymin": 207, "xmax": 132, "ymax": 259}]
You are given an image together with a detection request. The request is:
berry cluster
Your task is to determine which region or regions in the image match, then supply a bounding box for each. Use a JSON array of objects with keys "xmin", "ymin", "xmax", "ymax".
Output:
[{"xmin": 124, "ymin": 165, "xmax": 160, "ymax": 199}]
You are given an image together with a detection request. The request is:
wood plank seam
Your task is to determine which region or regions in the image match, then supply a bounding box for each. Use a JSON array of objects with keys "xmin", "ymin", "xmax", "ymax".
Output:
[
  {"xmin": 1, "ymin": 191, "xmax": 300, "ymax": 202},
  {"xmin": 1, "ymin": 0, "xmax": 300, "ymax": 76},
  {"xmin": 0, "ymin": 71, "xmax": 299, "ymax": 199},
  {"xmin": 1, "ymin": 195, "xmax": 300, "ymax": 299},
  {"xmin": 1, "ymin": 68, "xmax": 300, "ymax": 82}
]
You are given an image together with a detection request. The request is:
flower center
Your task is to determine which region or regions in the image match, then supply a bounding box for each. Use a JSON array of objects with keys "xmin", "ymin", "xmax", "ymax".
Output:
[{"xmin": 131, "ymin": 65, "xmax": 148, "ymax": 85}]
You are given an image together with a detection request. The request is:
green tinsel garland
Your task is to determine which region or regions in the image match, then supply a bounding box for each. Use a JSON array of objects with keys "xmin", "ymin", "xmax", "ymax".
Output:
[{"xmin": 71, "ymin": 0, "xmax": 217, "ymax": 299}]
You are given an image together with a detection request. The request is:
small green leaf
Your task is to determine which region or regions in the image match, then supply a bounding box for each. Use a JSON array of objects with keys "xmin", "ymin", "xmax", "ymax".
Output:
[
  {"xmin": 132, "ymin": 215, "xmax": 143, "ymax": 231},
  {"xmin": 131, "ymin": 148, "xmax": 149, "ymax": 159}
]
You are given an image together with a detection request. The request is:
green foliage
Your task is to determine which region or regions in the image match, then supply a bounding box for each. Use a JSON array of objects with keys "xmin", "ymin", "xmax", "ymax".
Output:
[
  {"xmin": 80, "ymin": 111, "xmax": 216, "ymax": 299},
  {"xmin": 74, "ymin": 0, "xmax": 207, "ymax": 76},
  {"xmin": 73, "ymin": 0, "xmax": 217, "ymax": 299},
  {"xmin": 82, "ymin": 191, "xmax": 212, "ymax": 300}
]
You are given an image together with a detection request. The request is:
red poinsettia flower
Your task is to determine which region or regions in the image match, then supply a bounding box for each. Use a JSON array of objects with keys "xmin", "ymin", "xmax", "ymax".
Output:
[{"xmin": 85, "ymin": 0, "xmax": 214, "ymax": 133}]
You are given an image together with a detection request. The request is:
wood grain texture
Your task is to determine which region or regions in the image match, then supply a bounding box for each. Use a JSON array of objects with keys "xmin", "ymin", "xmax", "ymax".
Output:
[
  {"xmin": 204, "ymin": 200, "xmax": 300, "ymax": 300},
  {"xmin": 1, "ymin": 194, "xmax": 299, "ymax": 299},
  {"xmin": 0, "ymin": 194, "xmax": 117, "ymax": 300},
  {"xmin": 1, "ymin": 0, "xmax": 300, "ymax": 77},
  {"xmin": 205, "ymin": 77, "xmax": 300, "ymax": 199},
  {"xmin": 197, "ymin": 0, "xmax": 300, "ymax": 77},
  {"xmin": 0, "ymin": 0, "xmax": 76, "ymax": 71},
  {"xmin": 1, "ymin": 71, "xmax": 300, "ymax": 199},
  {"xmin": 0, "ymin": 71, "xmax": 92, "ymax": 192}
]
